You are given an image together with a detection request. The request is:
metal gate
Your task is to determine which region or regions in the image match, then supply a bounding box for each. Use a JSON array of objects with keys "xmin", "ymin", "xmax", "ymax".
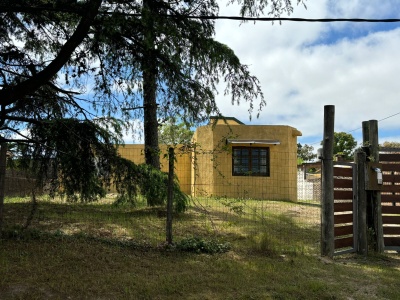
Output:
[
  {"xmin": 380, "ymin": 148, "xmax": 400, "ymax": 251},
  {"xmin": 333, "ymin": 162, "xmax": 357, "ymax": 255}
]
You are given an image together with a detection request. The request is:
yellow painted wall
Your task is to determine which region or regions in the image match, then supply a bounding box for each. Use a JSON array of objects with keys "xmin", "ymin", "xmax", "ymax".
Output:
[
  {"xmin": 191, "ymin": 126, "xmax": 216, "ymax": 197},
  {"xmin": 116, "ymin": 121, "xmax": 302, "ymax": 202},
  {"xmin": 192, "ymin": 124, "xmax": 302, "ymax": 201},
  {"xmin": 117, "ymin": 144, "xmax": 191, "ymax": 194}
]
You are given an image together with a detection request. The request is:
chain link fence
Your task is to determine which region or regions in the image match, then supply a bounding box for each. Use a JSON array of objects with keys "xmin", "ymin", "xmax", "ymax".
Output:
[{"xmin": 1, "ymin": 162, "xmax": 322, "ymax": 254}]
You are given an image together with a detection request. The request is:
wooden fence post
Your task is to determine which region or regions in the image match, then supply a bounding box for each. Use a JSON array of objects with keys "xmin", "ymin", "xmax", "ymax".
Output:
[
  {"xmin": 369, "ymin": 120, "xmax": 384, "ymax": 253},
  {"xmin": 166, "ymin": 147, "xmax": 175, "ymax": 245},
  {"xmin": 356, "ymin": 150, "xmax": 368, "ymax": 255},
  {"xmin": 321, "ymin": 105, "xmax": 335, "ymax": 258},
  {"xmin": 362, "ymin": 121, "xmax": 373, "ymax": 230},
  {"xmin": 362, "ymin": 120, "xmax": 384, "ymax": 253}
]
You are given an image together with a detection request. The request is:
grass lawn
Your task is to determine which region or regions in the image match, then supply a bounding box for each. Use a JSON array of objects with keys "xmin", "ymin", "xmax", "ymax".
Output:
[{"xmin": 0, "ymin": 196, "xmax": 399, "ymax": 299}]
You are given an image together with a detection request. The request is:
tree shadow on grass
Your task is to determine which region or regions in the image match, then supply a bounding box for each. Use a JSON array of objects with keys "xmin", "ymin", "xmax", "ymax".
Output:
[{"xmin": 2, "ymin": 198, "xmax": 321, "ymax": 255}]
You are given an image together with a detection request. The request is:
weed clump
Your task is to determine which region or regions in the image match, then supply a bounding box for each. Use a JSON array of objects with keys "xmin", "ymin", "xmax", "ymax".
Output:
[{"xmin": 176, "ymin": 236, "xmax": 231, "ymax": 254}]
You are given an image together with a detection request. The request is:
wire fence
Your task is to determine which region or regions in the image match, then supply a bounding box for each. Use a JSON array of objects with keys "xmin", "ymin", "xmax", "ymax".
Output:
[{"xmin": 1, "ymin": 165, "xmax": 322, "ymax": 254}]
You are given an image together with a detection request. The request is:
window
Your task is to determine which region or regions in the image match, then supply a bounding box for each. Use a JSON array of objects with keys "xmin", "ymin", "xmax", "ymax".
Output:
[{"xmin": 232, "ymin": 147, "xmax": 270, "ymax": 176}]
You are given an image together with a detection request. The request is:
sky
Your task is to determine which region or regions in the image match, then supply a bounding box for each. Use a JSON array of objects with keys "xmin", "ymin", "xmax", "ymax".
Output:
[{"xmin": 211, "ymin": 0, "xmax": 400, "ymax": 149}]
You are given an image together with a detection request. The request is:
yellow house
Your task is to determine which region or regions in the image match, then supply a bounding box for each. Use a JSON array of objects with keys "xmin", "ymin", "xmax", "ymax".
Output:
[
  {"xmin": 118, "ymin": 116, "xmax": 302, "ymax": 202},
  {"xmin": 117, "ymin": 144, "xmax": 192, "ymax": 194}
]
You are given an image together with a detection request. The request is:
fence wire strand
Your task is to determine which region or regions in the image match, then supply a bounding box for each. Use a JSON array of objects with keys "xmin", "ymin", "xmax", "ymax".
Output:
[{"xmin": 2, "ymin": 153, "xmax": 322, "ymax": 254}]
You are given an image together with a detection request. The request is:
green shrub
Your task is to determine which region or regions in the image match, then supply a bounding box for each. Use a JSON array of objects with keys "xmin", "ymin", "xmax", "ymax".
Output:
[
  {"xmin": 176, "ymin": 236, "xmax": 231, "ymax": 254},
  {"xmin": 113, "ymin": 161, "xmax": 189, "ymax": 213}
]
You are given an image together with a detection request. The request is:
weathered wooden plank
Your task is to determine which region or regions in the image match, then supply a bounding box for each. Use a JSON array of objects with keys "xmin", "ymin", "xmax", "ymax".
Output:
[
  {"xmin": 380, "ymin": 147, "xmax": 400, "ymax": 153},
  {"xmin": 382, "ymin": 174, "xmax": 400, "ymax": 183},
  {"xmin": 334, "ymin": 202, "xmax": 353, "ymax": 212},
  {"xmin": 383, "ymin": 226, "xmax": 400, "ymax": 235},
  {"xmin": 382, "ymin": 215, "xmax": 400, "ymax": 225},
  {"xmin": 381, "ymin": 164, "xmax": 400, "ymax": 172},
  {"xmin": 333, "ymin": 167, "xmax": 353, "ymax": 177},
  {"xmin": 384, "ymin": 237, "xmax": 400, "ymax": 247},
  {"xmin": 334, "ymin": 213, "xmax": 353, "ymax": 224},
  {"xmin": 334, "ymin": 237, "xmax": 354, "ymax": 249},
  {"xmin": 382, "ymin": 206, "xmax": 400, "ymax": 214},
  {"xmin": 334, "ymin": 225, "xmax": 353, "ymax": 237},
  {"xmin": 379, "ymin": 153, "xmax": 400, "ymax": 161},
  {"xmin": 381, "ymin": 194, "xmax": 400, "ymax": 203},
  {"xmin": 381, "ymin": 185, "xmax": 400, "ymax": 193},
  {"xmin": 334, "ymin": 190, "xmax": 353, "ymax": 200},
  {"xmin": 334, "ymin": 178, "xmax": 353, "ymax": 189}
]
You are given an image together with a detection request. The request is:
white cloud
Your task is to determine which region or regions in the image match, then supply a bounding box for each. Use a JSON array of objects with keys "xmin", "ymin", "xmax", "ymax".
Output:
[
  {"xmin": 214, "ymin": 1, "xmax": 400, "ymax": 146},
  {"xmin": 327, "ymin": 0, "xmax": 400, "ymax": 18}
]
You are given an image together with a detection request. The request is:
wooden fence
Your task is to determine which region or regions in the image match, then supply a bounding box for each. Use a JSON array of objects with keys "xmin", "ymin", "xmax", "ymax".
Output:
[
  {"xmin": 380, "ymin": 149, "xmax": 400, "ymax": 250},
  {"xmin": 333, "ymin": 163, "xmax": 356, "ymax": 255}
]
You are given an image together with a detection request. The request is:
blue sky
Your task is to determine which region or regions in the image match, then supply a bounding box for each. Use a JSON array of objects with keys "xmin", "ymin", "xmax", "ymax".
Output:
[{"xmin": 212, "ymin": 1, "xmax": 400, "ymax": 149}]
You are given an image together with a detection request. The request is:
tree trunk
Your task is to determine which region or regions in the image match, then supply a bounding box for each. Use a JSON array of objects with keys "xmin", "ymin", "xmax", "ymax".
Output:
[{"xmin": 142, "ymin": 0, "xmax": 160, "ymax": 169}]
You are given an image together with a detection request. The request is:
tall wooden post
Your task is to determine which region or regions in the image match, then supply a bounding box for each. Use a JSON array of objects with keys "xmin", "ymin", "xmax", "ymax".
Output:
[
  {"xmin": 369, "ymin": 120, "xmax": 384, "ymax": 252},
  {"xmin": 321, "ymin": 105, "xmax": 335, "ymax": 258},
  {"xmin": 362, "ymin": 121, "xmax": 370, "ymax": 147},
  {"xmin": 356, "ymin": 150, "xmax": 368, "ymax": 255},
  {"xmin": 362, "ymin": 121, "xmax": 373, "ymax": 229},
  {"xmin": 166, "ymin": 147, "xmax": 174, "ymax": 245},
  {"xmin": 362, "ymin": 120, "xmax": 384, "ymax": 253}
]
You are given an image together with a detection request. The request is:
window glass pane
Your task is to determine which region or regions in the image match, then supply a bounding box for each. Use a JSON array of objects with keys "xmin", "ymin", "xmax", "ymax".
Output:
[
  {"xmin": 233, "ymin": 149, "xmax": 241, "ymax": 157},
  {"xmin": 232, "ymin": 147, "xmax": 269, "ymax": 176},
  {"xmin": 240, "ymin": 166, "xmax": 249, "ymax": 173}
]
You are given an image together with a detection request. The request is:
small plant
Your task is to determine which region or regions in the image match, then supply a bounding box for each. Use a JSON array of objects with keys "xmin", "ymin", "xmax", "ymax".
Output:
[
  {"xmin": 220, "ymin": 198, "xmax": 245, "ymax": 215},
  {"xmin": 250, "ymin": 232, "xmax": 278, "ymax": 255},
  {"xmin": 176, "ymin": 236, "xmax": 231, "ymax": 254}
]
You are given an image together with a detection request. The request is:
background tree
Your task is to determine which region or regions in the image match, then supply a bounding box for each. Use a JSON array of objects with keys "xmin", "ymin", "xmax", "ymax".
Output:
[
  {"xmin": 0, "ymin": 0, "xmax": 306, "ymax": 202},
  {"xmin": 381, "ymin": 141, "xmax": 400, "ymax": 148},
  {"xmin": 333, "ymin": 132, "xmax": 357, "ymax": 160},
  {"xmin": 91, "ymin": 0, "xmax": 306, "ymax": 169},
  {"xmin": 159, "ymin": 118, "xmax": 194, "ymax": 147},
  {"xmin": 0, "ymin": 1, "xmax": 181, "ymax": 225},
  {"xmin": 297, "ymin": 143, "xmax": 317, "ymax": 163}
]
